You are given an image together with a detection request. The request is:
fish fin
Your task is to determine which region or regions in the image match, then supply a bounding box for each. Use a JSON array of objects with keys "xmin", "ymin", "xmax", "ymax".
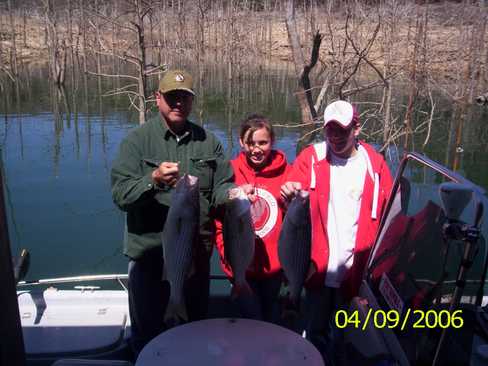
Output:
[
  {"xmin": 283, "ymin": 291, "xmax": 301, "ymax": 312},
  {"xmin": 164, "ymin": 300, "xmax": 188, "ymax": 328},
  {"xmin": 238, "ymin": 219, "xmax": 243, "ymax": 234},
  {"xmin": 281, "ymin": 309, "xmax": 299, "ymax": 331},
  {"xmin": 230, "ymin": 280, "xmax": 254, "ymax": 300},
  {"xmin": 161, "ymin": 264, "xmax": 167, "ymax": 282},
  {"xmin": 176, "ymin": 218, "xmax": 182, "ymax": 235},
  {"xmin": 281, "ymin": 294, "xmax": 300, "ymax": 331},
  {"xmin": 187, "ymin": 260, "xmax": 196, "ymax": 278}
]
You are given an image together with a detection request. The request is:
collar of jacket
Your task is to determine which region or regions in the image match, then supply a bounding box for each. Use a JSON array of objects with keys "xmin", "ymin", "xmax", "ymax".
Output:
[
  {"xmin": 155, "ymin": 116, "xmax": 193, "ymax": 142},
  {"xmin": 310, "ymin": 140, "xmax": 380, "ymax": 220}
]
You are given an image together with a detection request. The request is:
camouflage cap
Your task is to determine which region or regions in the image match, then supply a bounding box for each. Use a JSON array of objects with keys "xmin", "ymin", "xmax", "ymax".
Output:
[{"xmin": 158, "ymin": 69, "xmax": 195, "ymax": 95}]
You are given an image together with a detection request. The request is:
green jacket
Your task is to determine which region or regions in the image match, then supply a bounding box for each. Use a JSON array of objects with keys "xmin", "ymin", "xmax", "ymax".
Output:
[{"xmin": 111, "ymin": 115, "xmax": 235, "ymax": 259}]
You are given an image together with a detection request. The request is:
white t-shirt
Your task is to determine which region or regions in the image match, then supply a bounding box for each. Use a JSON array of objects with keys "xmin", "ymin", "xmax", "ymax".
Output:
[{"xmin": 325, "ymin": 151, "xmax": 367, "ymax": 288}]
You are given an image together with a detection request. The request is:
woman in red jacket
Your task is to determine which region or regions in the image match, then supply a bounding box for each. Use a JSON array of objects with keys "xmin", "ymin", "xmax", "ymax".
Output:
[{"xmin": 215, "ymin": 114, "xmax": 291, "ymax": 322}]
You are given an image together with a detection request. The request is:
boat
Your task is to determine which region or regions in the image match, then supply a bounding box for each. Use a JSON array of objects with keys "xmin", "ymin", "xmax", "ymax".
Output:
[
  {"xmin": 15, "ymin": 273, "xmax": 243, "ymax": 366},
  {"xmin": 2, "ymin": 152, "xmax": 488, "ymax": 365},
  {"xmin": 341, "ymin": 152, "xmax": 488, "ymax": 366},
  {"xmin": 16, "ymin": 274, "xmax": 132, "ymax": 366}
]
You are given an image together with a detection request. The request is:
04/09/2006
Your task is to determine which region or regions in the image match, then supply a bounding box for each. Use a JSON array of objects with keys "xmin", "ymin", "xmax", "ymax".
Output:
[{"xmin": 334, "ymin": 309, "xmax": 464, "ymax": 331}]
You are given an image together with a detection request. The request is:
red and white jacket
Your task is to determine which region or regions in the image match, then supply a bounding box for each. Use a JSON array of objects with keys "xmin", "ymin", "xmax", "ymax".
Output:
[
  {"xmin": 287, "ymin": 141, "xmax": 393, "ymax": 298},
  {"xmin": 215, "ymin": 150, "xmax": 291, "ymax": 279}
]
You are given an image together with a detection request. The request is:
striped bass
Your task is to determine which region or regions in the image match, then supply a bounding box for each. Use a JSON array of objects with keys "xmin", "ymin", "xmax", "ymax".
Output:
[
  {"xmin": 223, "ymin": 187, "xmax": 255, "ymax": 298},
  {"xmin": 278, "ymin": 191, "xmax": 312, "ymax": 307},
  {"xmin": 162, "ymin": 174, "xmax": 200, "ymax": 323}
]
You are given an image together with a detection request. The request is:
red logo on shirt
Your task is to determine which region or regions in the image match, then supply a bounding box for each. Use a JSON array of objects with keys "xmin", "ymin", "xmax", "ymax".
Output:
[
  {"xmin": 250, "ymin": 188, "xmax": 278, "ymax": 238},
  {"xmin": 251, "ymin": 197, "xmax": 270, "ymax": 231}
]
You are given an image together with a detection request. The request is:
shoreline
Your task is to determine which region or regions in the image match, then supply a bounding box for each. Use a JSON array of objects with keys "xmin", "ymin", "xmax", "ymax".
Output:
[{"xmin": 1, "ymin": 3, "xmax": 486, "ymax": 88}]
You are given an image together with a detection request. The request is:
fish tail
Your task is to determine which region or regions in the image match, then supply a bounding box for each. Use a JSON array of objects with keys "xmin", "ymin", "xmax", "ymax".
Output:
[
  {"xmin": 281, "ymin": 294, "xmax": 300, "ymax": 331},
  {"xmin": 164, "ymin": 299, "xmax": 188, "ymax": 328},
  {"xmin": 161, "ymin": 264, "xmax": 167, "ymax": 282},
  {"xmin": 231, "ymin": 279, "xmax": 254, "ymax": 300},
  {"xmin": 283, "ymin": 292, "xmax": 300, "ymax": 313},
  {"xmin": 289, "ymin": 287, "xmax": 303, "ymax": 309}
]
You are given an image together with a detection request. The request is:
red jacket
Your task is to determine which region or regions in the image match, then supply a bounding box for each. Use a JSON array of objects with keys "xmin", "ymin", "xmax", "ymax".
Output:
[
  {"xmin": 215, "ymin": 150, "xmax": 291, "ymax": 279},
  {"xmin": 287, "ymin": 141, "xmax": 393, "ymax": 298}
]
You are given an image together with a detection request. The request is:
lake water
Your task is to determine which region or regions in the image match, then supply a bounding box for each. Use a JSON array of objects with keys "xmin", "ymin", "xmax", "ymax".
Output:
[{"xmin": 1, "ymin": 64, "xmax": 488, "ymax": 285}]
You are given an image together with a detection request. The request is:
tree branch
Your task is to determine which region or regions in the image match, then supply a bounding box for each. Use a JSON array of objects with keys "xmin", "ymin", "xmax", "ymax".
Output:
[{"xmin": 85, "ymin": 70, "xmax": 139, "ymax": 81}]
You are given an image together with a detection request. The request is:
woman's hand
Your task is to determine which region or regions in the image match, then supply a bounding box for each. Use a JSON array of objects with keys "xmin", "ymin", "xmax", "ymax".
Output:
[{"xmin": 280, "ymin": 181, "xmax": 302, "ymax": 201}]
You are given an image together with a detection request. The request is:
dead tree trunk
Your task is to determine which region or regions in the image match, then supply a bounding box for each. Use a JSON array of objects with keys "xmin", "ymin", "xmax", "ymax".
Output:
[
  {"xmin": 92, "ymin": 0, "xmax": 103, "ymax": 99},
  {"xmin": 7, "ymin": 0, "xmax": 20, "ymax": 101},
  {"xmin": 44, "ymin": 0, "xmax": 66, "ymax": 86},
  {"xmin": 285, "ymin": 0, "xmax": 320, "ymax": 124},
  {"xmin": 7, "ymin": 0, "xmax": 19, "ymax": 81},
  {"xmin": 67, "ymin": 0, "xmax": 76, "ymax": 88},
  {"xmin": 79, "ymin": 0, "xmax": 88, "ymax": 77},
  {"xmin": 403, "ymin": 3, "xmax": 424, "ymax": 150},
  {"xmin": 134, "ymin": 0, "xmax": 148, "ymax": 124},
  {"xmin": 22, "ymin": 6, "xmax": 27, "ymax": 48}
]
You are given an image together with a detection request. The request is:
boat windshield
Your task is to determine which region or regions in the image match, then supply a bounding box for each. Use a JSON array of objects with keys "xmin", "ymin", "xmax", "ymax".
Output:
[{"xmin": 365, "ymin": 154, "xmax": 487, "ymax": 365}]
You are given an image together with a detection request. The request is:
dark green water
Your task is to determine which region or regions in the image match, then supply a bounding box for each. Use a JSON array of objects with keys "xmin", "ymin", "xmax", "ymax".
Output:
[{"xmin": 1, "ymin": 64, "xmax": 487, "ymax": 285}]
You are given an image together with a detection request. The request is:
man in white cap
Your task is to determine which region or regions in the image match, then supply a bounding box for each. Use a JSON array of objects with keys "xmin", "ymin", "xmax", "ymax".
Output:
[{"xmin": 280, "ymin": 100, "xmax": 393, "ymax": 356}]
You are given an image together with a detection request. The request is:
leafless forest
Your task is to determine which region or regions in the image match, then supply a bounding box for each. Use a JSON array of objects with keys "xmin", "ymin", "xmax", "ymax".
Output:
[{"xmin": 0, "ymin": 0, "xmax": 487, "ymax": 154}]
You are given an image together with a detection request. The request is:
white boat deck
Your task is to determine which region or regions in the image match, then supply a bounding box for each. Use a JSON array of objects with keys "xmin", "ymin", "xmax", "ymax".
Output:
[{"xmin": 17, "ymin": 275, "xmax": 132, "ymax": 365}]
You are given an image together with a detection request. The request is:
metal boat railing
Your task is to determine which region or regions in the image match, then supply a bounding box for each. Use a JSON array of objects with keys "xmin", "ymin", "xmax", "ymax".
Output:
[
  {"xmin": 17, "ymin": 274, "xmax": 130, "ymax": 290},
  {"xmin": 17, "ymin": 273, "xmax": 229, "ymax": 292}
]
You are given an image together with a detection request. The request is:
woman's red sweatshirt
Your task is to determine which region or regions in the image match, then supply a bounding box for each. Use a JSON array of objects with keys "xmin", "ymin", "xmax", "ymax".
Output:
[{"xmin": 215, "ymin": 150, "xmax": 291, "ymax": 279}]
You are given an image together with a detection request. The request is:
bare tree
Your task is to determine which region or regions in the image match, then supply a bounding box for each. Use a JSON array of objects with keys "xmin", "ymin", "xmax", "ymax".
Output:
[
  {"xmin": 43, "ymin": 0, "xmax": 66, "ymax": 86},
  {"xmin": 1, "ymin": 0, "xmax": 487, "ymax": 151},
  {"xmin": 7, "ymin": 0, "xmax": 18, "ymax": 82},
  {"xmin": 285, "ymin": 0, "xmax": 321, "ymax": 125},
  {"xmin": 87, "ymin": 0, "xmax": 164, "ymax": 124}
]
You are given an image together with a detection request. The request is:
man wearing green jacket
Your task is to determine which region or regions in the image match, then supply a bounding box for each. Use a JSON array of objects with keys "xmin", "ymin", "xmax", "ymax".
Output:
[{"xmin": 111, "ymin": 69, "xmax": 235, "ymax": 356}]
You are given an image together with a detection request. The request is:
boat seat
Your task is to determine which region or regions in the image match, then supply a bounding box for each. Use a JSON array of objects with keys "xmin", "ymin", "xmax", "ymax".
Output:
[{"xmin": 51, "ymin": 360, "xmax": 133, "ymax": 366}]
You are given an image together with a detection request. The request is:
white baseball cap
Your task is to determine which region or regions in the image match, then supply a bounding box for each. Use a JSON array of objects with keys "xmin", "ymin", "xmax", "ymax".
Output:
[{"xmin": 323, "ymin": 100, "xmax": 359, "ymax": 128}]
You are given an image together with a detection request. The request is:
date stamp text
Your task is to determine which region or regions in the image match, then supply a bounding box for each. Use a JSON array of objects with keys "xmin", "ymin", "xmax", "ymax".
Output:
[{"xmin": 334, "ymin": 309, "xmax": 463, "ymax": 331}]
